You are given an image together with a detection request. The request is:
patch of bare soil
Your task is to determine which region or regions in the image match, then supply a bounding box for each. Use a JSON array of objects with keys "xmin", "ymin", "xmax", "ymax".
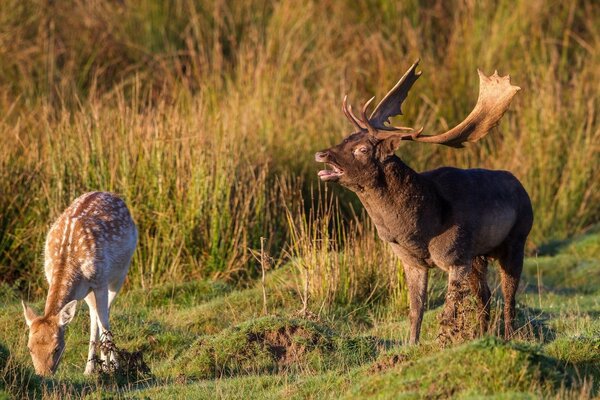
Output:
[
  {"xmin": 369, "ymin": 354, "xmax": 408, "ymax": 374},
  {"xmin": 247, "ymin": 325, "xmax": 322, "ymax": 367},
  {"xmin": 437, "ymin": 286, "xmax": 478, "ymax": 347}
]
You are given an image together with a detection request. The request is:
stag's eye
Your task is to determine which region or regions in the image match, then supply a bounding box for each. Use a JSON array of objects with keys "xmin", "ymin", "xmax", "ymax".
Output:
[{"xmin": 354, "ymin": 146, "xmax": 368, "ymax": 156}]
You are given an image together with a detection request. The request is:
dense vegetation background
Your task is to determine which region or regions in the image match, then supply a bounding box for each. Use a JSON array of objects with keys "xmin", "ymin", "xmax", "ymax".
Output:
[
  {"xmin": 0, "ymin": 1, "xmax": 598, "ymax": 398},
  {"xmin": 2, "ymin": 0, "xmax": 598, "ymax": 294}
]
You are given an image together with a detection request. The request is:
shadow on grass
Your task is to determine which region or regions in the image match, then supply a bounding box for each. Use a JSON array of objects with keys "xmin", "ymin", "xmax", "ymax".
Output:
[
  {"xmin": 510, "ymin": 304, "xmax": 557, "ymax": 343},
  {"xmin": 0, "ymin": 340, "xmax": 172, "ymax": 398},
  {"xmin": 0, "ymin": 341, "xmax": 45, "ymax": 399}
]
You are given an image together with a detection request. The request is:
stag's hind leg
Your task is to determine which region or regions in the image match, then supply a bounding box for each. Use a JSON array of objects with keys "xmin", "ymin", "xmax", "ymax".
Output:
[
  {"xmin": 498, "ymin": 241, "xmax": 525, "ymax": 339},
  {"xmin": 467, "ymin": 256, "xmax": 491, "ymax": 335}
]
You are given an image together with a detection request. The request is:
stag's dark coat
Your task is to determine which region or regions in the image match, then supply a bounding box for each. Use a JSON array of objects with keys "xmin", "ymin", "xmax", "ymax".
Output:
[{"xmin": 316, "ymin": 61, "xmax": 532, "ymax": 344}]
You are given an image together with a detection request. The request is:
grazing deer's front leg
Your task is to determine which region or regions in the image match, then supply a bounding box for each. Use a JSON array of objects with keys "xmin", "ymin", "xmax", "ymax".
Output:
[
  {"xmin": 403, "ymin": 263, "xmax": 429, "ymax": 345},
  {"xmin": 84, "ymin": 292, "xmax": 99, "ymax": 375}
]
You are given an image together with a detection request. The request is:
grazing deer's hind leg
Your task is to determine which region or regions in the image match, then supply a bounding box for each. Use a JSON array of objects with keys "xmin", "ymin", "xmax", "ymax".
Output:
[
  {"xmin": 107, "ymin": 274, "xmax": 126, "ymax": 310},
  {"xmin": 84, "ymin": 292, "xmax": 99, "ymax": 375},
  {"xmin": 403, "ymin": 263, "xmax": 429, "ymax": 345},
  {"xmin": 106, "ymin": 271, "xmax": 127, "ymax": 364},
  {"xmin": 467, "ymin": 257, "xmax": 491, "ymax": 335},
  {"xmin": 93, "ymin": 287, "xmax": 113, "ymax": 365}
]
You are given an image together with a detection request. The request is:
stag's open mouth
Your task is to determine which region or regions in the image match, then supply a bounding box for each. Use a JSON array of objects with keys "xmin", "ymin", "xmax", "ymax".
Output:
[{"xmin": 318, "ymin": 164, "xmax": 344, "ymax": 181}]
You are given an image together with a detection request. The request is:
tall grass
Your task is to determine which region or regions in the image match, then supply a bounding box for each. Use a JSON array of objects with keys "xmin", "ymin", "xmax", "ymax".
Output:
[
  {"xmin": 285, "ymin": 185, "xmax": 405, "ymax": 311},
  {"xmin": 0, "ymin": 0, "xmax": 598, "ymax": 304}
]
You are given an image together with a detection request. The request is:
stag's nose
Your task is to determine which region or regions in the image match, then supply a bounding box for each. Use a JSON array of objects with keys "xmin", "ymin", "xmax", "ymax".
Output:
[{"xmin": 315, "ymin": 151, "xmax": 329, "ymax": 162}]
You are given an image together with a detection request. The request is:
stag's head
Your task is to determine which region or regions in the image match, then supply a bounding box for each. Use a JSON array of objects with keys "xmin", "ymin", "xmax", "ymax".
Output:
[
  {"xmin": 22, "ymin": 300, "xmax": 77, "ymax": 376},
  {"xmin": 315, "ymin": 60, "xmax": 520, "ymax": 190}
]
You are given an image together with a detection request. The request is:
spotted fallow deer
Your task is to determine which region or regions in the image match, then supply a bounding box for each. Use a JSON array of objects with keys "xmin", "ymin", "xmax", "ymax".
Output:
[
  {"xmin": 22, "ymin": 192, "xmax": 137, "ymax": 376},
  {"xmin": 315, "ymin": 60, "xmax": 533, "ymax": 344}
]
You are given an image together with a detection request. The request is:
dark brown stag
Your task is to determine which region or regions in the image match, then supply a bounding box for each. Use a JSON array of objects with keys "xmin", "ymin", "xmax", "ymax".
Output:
[{"xmin": 315, "ymin": 60, "xmax": 533, "ymax": 344}]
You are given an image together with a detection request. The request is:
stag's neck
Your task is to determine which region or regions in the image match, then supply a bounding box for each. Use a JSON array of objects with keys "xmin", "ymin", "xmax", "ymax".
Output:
[
  {"xmin": 44, "ymin": 260, "xmax": 81, "ymax": 316},
  {"xmin": 356, "ymin": 156, "xmax": 441, "ymax": 243},
  {"xmin": 358, "ymin": 156, "xmax": 433, "ymax": 204}
]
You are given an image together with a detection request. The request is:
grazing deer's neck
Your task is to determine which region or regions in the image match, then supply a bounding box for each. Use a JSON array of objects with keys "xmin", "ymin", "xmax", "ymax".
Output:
[
  {"xmin": 44, "ymin": 261, "xmax": 80, "ymax": 316},
  {"xmin": 43, "ymin": 202, "xmax": 90, "ymax": 317}
]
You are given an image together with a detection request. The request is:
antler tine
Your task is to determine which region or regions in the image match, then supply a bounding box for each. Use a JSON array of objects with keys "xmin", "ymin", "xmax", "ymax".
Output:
[
  {"xmin": 342, "ymin": 95, "xmax": 366, "ymax": 131},
  {"xmin": 347, "ymin": 104, "xmax": 365, "ymax": 130},
  {"xmin": 360, "ymin": 96, "xmax": 377, "ymax": 135}
]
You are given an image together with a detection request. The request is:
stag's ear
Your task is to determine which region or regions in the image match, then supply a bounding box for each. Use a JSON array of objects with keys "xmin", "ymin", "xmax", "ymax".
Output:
[
  {"xmin": 378, "ymin": 136, "xmax": 404, "ymax": 159},
  {"xmin": 58, "ymin": 300, "xmax": 78, "ymax": 327},
  {"xmin": 22, "ymin": 300, "xmax": 38, "ymax": 327}
]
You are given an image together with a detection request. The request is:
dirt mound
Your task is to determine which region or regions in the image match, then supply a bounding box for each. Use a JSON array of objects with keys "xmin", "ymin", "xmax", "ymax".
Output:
[
  {"xmin": 174, "ymin": 316, "xmax": 377, "ymax": 379},
  {"xmin": 248, "ymin": 325, "xmax": 323, "ymax": 367}
]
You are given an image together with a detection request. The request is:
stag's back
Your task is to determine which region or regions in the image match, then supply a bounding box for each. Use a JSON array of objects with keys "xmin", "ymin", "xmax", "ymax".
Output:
[{"xmin": 424, "ymin": 167, "xmax": 533, "ymax": 254}]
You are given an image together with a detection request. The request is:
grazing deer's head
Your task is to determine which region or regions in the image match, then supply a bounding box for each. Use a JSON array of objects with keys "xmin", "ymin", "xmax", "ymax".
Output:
[
  {"xmin": 315, "ymin": 60, "xmax": 520, "ymax": 190},
  {"xmin": 22, "ymin": 300, "xmax": 78, "ymax": 376}
]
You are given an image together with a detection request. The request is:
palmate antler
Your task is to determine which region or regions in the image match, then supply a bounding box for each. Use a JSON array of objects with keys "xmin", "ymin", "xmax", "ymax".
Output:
[{"xmin": 342, "ymin": 60, "xmax": 520, "ymax": 148}]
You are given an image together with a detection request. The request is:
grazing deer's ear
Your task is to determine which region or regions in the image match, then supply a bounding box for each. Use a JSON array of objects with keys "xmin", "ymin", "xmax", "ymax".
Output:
[
  {"xmin": 22, "ymin": 300, "xmax": 38, "ymax": 327},
  {"xmin": 58, "ymin": 300, "xmax": 78, "ymax": 327}
]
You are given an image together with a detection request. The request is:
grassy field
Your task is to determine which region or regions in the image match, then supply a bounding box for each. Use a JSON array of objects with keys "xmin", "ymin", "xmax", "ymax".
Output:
[
  {"xmin": 1, "ymin": 229, "xmax": 599, "ymax": 398},
  {"xmin": 0, "ymin": 0, "xmax": 599, "ymax": 398}
]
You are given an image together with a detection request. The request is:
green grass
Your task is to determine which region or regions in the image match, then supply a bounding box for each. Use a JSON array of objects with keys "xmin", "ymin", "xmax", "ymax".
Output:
[
  {"xmin": 350, "ymin": 338, "xmax": 566, "ymax": 399},
  {"xmin": 169, "ymin": 315, "xmax": 377, "ymax": 379},
  {"xmin": 1, "ymin": 0, "xmax": 599, "ymax": 299},
  {"xmin": 1, "ymin": 230, "xmax": 599, "ymax": 398}
]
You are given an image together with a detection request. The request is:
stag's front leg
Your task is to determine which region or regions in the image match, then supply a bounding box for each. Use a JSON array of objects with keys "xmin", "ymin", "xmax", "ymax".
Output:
[
  {"xmin": 446, "ymin": 265, "xmax": 472, "ymax": 314},
  {"xmin": 439, "ymin": 264, "xmax": 472, "ymax": 344},
  {"xmin": 403, "ymin": 263, "xmax": 429, "ymax": 345}
]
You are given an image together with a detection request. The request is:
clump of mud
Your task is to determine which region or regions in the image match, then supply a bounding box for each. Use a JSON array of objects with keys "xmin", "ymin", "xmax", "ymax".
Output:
[
  {"xmin": 92, "ymin": 338, "xmax": 152, "ymax": 382},
  {"xmin": 437, "ymin": 285, "xmax": 479, "ymax": 347}
]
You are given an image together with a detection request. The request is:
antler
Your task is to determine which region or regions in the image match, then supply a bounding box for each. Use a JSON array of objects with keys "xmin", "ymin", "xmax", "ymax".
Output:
[
  {"xmin": 342, "ymin": 95, "xmax": 366, "ymax": 131},
  {"xmin": 368, "ymin": 59, "xmax": 422, "ymax": 131},
  {"xmin": 342, "ymin": 59, "xmax": 421, "ymax": 134},
  {"xmin": 341, "ymin": 62, "xmax": 520, "ymax": 148},
  {"xmin": 408, "ymin": 70, "xmax": 520, "ymax": 148}
]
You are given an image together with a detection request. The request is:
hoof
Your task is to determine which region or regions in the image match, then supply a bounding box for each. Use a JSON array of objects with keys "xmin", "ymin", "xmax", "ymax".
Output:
[{"xmin": 84, "ymin": 362, "xmax": 96, "ymax": 375}]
